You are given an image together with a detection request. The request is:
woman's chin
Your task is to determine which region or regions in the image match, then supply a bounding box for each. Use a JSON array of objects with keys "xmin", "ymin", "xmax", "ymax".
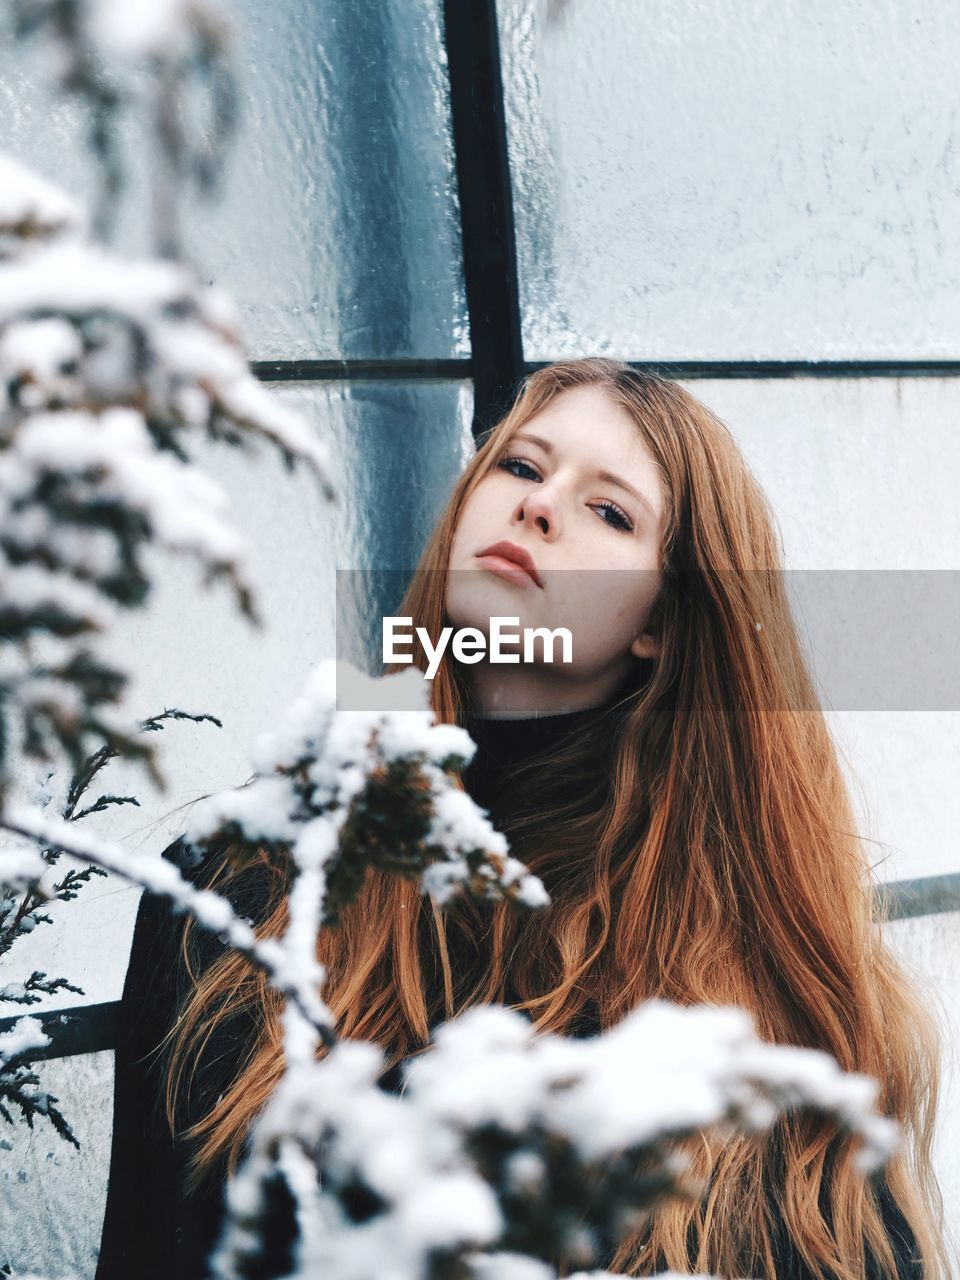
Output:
[{"xmin": 446, "ymin": 585, "xmax": 536, "ymax": 631}]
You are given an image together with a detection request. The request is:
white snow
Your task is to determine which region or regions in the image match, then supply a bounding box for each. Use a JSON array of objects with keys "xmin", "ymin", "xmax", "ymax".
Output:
[
  {"xmin": 0, "ymin": 1013, "xmax": 50, "ymax": 1062},
  {"xmin": 187, "ymin": 658, "xmax": 549, "ymax": 920},
  {"xmin": 86, "ymin": 0, "xmax": 227, "ymax": 60},
  {"xmin": 0, "ymin": 155, "xmax": 84, "ymax": 244}
]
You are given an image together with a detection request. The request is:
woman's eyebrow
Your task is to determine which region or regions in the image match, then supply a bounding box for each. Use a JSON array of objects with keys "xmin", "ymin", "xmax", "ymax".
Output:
[{"xmin": 511, "ymin": 431, "xmax": 657, "ymax": 522}]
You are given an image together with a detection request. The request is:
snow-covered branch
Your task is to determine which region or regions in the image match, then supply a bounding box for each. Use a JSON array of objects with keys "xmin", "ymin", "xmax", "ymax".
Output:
[
  {"xmin": 182, "ymin": 660, "xmax": 549, "ymax": 926},
  {"xmin": 0, "ymin": 151, "xmax": 336, "ymax": 803},
  {"xmin": 0, "ymin": 0, "xmax": 340, "ymax": 1170},
  {"xmin": 0, "ymin": 1012, "xmax": 78, "ymax": 1150},
  {"xmin": 207, "ymin": 999, "xmax": 900, "ymax": 1280},
  {"xmin": 11, "ymin": 0, "xmax": 237, "ymax": 252},
  {"xmin": 0, "ymin": 658, "xmax": 551, "ymax": 1063},
  {"xmin": 0, "ymin": 804, "xmax": 338, "ymax": 1048}
]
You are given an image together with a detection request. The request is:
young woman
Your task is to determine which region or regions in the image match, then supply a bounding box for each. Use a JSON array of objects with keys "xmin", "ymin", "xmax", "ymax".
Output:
[{"xmin": 98, "ymin": 358, "xmax": 950, "ymax": 1279}]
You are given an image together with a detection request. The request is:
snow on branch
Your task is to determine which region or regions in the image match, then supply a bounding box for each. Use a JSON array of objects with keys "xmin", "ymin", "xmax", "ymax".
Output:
[
  {"xmin": 0, "ymin": 803, "xmax": 337, "ymax": 1047},
  {"xmin": 0, "ymin": 1012, "xmax": 78, "ymax": 1149},
  {"xmin": 183, "ymin": 659, "xmax": 549, "ymax": 926},
  {"xmin": 84, "ymin": 0, "xmax": 227, "ymax": 61},
  {"xmin": 0, "ymin": 0, "xmax": 345, "ymax": 1184},
  {"xmin": 177, "ymin": 656, "xmax": 549, "ymax": 1076},
  {"xmin": 0, "ymin": 657, "xmax": 549, "ymax": 1077},
  {"xmin": 207, "ymin": 1000, "xmax": 900, "ymax": 1280},
  {"xmin": 0, "ymin": 236, "xmax": 337, "ymax": 478},
  {"xmin": 0, "ymin": 155, "xmax": 85, "ymax": 255},
  {"xmin": 0, "ymin": 154, "xmax": 337, "ymax": 803},
  {"xmin": 11, "ymin": 0, "xmax": 237, "ymax": 250}
]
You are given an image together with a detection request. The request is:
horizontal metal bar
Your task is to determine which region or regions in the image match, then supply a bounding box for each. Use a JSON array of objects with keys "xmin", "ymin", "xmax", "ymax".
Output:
[
  {"xmin": 251, "ymin": 357, "xmax": 960, "ymax": 384},
  {"xmin": 2, "ymin": 872, "xmax": 959, "ymax": 1061},
  {"xmin": 0, "ymin": 998, "xmax": 120, "ymax": 1061},
  {"xmin": 252, "ymin": 358, "xmax": 472, "ymax": 382},
  {"xmin": 874, "ymin": 872, "xmax": 960, "ymax": 922}
]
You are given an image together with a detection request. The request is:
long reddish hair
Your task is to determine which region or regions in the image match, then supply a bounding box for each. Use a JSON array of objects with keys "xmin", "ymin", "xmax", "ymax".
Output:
[{"xmin": 164, "ymin": 358, "xmax": 952, "ymax": 1278}]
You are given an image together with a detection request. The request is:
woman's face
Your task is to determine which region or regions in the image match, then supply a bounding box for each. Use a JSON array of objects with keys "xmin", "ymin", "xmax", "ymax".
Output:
[{"xmin": 446, "ymin": 384, "xmax": 667, "ymax": 716}]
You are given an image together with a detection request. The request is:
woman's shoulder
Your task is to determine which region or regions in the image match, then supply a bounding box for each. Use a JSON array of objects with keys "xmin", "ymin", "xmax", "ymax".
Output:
[
  {"xmin": 157, "ymin": 831, "xmax": 283, "ymax": 921},
  {"xmin": 158, "ymin": 831, "xmax": 228, "ymax": 886},
  {"xmin": 153, "ymin": 832, "xmax": 281, "ymax": 975}
]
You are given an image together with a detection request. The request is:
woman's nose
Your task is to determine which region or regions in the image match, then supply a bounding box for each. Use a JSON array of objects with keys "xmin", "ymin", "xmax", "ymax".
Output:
[{"xmin": 514, "ymin": 482, "xmax": 562, "ymax": 537}]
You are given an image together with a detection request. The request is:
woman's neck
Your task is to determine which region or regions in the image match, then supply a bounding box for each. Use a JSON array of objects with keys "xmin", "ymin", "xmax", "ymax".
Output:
[
  {"xmin": 467, "ymin": 659, "xmax": 642, "ymax": 720},
  {"xmin": 460, "ymin": 700, "xmax": 614, "ymax": 834},
  {"xmin": 468, "ymin": 660, "xmax": 642, "ymax": 721}
]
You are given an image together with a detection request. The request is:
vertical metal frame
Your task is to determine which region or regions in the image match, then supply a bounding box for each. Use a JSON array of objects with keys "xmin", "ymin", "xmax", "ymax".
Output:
[{"xmin": 441, "ymin": 0, "xmax": 526, "ymax": 443}]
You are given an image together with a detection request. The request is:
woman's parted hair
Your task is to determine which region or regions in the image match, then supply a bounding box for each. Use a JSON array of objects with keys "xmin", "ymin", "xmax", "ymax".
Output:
[{"xmin": 164, "ymin": 358, "xmax": 951, "ymax": 1279}]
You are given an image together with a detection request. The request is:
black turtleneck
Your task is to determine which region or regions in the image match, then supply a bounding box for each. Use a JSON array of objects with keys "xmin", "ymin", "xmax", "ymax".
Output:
[{"xmin": 460, "ymin": 698, "xmax": 620, "ymax": 831}]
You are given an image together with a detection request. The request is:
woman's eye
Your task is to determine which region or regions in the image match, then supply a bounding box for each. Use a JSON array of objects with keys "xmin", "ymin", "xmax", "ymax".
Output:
[
  {"xmin": 497, "ymin": 456, "xmax": 540, "ymax": 481},
  {"xmin": 592, "ymin": 500, "xmax": 634, "ymax": 533},
  {"xmin": 497, "ymin": 457, "xmax": 634, "ymax": 533}
]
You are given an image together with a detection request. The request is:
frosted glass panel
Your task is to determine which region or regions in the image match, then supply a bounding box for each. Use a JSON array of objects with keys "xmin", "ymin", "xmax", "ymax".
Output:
[
  {"xmin": 884, "ymin": 913, "xmax": 960, "ymax": 1237},
  {"xmin": 675, "ymin": 376, "xmax": 960, "ymax": 883},
  {"xmin": 0, "ymin": 1051, "xmax": 113, "ymax": 1279},
  {"xmin": 676, "ymin": 376, "xmax": 960, "ymax": 573},
  {"xmin": 498, "ymin": 0, "xmax": 960, "ymax": 361},
  {"xmin": 0, "ymin": 0, "xmax": 467, "ymax": 361}
]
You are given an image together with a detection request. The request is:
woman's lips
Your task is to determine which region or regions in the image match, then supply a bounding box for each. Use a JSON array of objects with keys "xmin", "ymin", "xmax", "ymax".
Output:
[{"xmin": 475, "ymin": 553, "xmax": 542, "ymax": 589}]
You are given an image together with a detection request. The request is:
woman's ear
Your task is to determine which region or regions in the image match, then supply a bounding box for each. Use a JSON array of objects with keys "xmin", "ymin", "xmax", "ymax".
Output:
[{"xmin": 630, "ymin": 630, "xmax": 661, "ymax": 661}]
